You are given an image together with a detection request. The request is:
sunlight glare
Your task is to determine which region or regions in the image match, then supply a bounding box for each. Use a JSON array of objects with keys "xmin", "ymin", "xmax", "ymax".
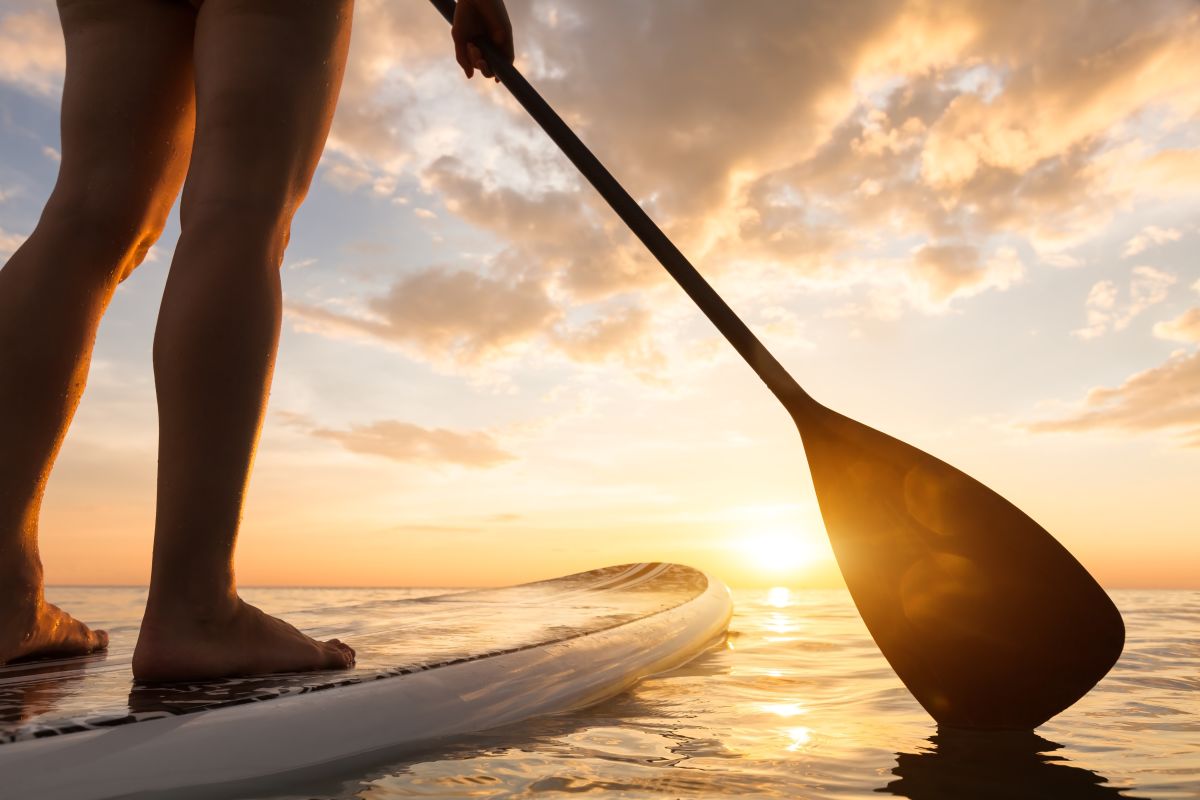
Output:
[
  {"xmin": 785, "ymin": 726, "xmax": 812, "ymax": 751},
  {"xmin": 761, "ymin": 702, "xmax": 807, "ymax": 718},
  {"xmin": 767, "ymin": 586, "xmax": 791, "ymax": 608},
  {"xmin": 741, "ymin": 528, "xmax": 822, "ymax": 575},
  {"xmin": 766, "ymin": 612, "xmax": 797, "ymax": 635}
]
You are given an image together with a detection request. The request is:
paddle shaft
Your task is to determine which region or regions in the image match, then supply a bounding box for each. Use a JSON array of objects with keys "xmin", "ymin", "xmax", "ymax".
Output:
[
  {"xmin": 429, "ymin": 0, "xmax": 810, "ymax": 408},
  {"xmin": 428, "ymin": 2, "xmax": 1128, "ymax": 731}
]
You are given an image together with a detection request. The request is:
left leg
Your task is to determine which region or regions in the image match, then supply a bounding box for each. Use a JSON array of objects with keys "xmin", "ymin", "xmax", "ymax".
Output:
[{"xmin": 0, "ymin": 0, "xmax": 197, "ymax": 665}]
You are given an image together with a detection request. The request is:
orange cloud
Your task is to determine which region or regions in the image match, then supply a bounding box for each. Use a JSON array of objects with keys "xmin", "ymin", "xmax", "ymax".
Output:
[
  {"xmin": 312, "ymin": 420, "xmax": 514, "ymax": 467},
  {"xmin": 1074, "ymin": 266, "xmax": 1175, "ymax": 340},
  {"xmin": 1127, "ymin": 148, "xmax": 1200, "ymax": 196},
  {"xmin": 322, "ymin": 0, "xmax": 447, "ymax": 174},
  {"xmin": 0, "ymin": 10, "xmax": 63, "ymax": 96},
  {"xmin": 1027, "ymin": 349, "xmax": 1200, "ymax": 445},
  {"xmin": 422, "ymin": 156, "xmax": 659, "ymax": 300},
  {"xmin": 318, "ymin": 0, "xmax": 1199, "ymax": 327},
  {"xmin": 549, "ymin": 305, "xmax": 665, "ymax": 373},
  {"xmin": 287, "ymin": 266, "xmax": 560, "ymax": 364},
  {"xmin": 909, "ymin": 243, "xmax": 1023, "ymax": 303},
  {"xmin": 1124, "ymin": 225, "xmax": 1182, "ymax": 258},
  {"xmin": 1154, "ymin": 308, "xmax": 1200, "ymax": 343},
  {"xmin": 286, "ymin": 262, "xmax": 661, "ymax": 373},
  {"xmin": 281, "ymin": 412, "xmax": 515, "ymax": 468},
  {"xmin": 921, "ymin": 4, "xmax": 1200, "ymax": 190}
]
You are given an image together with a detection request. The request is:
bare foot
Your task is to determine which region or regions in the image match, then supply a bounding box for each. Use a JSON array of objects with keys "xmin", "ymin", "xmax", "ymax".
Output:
[
  {"xmin": 0, "ymin": 586, "xmax": 108, "ymax": 666},
  {"xmin": 133, "ymin": 597, "xmax": 354, "ymax": 683}
]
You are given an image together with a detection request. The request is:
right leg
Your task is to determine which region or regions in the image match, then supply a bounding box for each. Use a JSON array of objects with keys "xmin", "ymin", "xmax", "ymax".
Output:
[
  {"xmin": 0, "ymin": 0, "xmax": 196, "ymax": 665},
  {"xmin": 133, "ymin": 0, "xmax": 354, "ymax": 682}
]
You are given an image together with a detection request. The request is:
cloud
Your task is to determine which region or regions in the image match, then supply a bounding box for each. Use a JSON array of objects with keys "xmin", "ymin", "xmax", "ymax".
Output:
[
  {"xmin": 287, "ymin": 262, "xmax": 663, "ymax": 374},
  {"xmin": 0, "ymin": 10, "xmax": 63, "ymax": 96},
  {"xmin": 727, "ymin": 1, "xmax": 1198, "ymax": 265},
  {"xmin": 1026, "ymin": 349, "xmax": 1200, "ymax": 446},
  {"xmin": 1154, "ymin": 308, "xmax": 1200, "ymax": 343},
  {"xmin": 524, "ymin": 1, "xmax": 922, "ymax": 222},
  {"xmin": 309, "ymin": 0, "xmax": 1200, "ymax": 332},
  {"xmin": 920, "ymin": 4, "xmax": 1200, "ymax": 190},
  {"xmin": 287, "ymin": 266, "xmax": 560, "ymax": 364},
  {"xmin": 1074, "ymin": 266, "xmax": 1175, "ymax": 339},
  {"xmin": 909, "ymin": 243, "xmax": 1024, "ymax": 303},
  {"xmin": 550, "ymin": 305, "xmax": 665, "ymax": 372},
  {"xmin": 421, "ymin": 156, "xmax": 659, "ymax": 300},
  {"xmin": 0, "ymin": 227, "xmax": 26, "ymax": 258},
  {"xmin": 706, "ymin": 6, "xmax": 1194, "ymax": 301},
  {"xmin": 1123, "ymin": 225, "xmax": 1182, "ymax": 258},
  {"xmin": 1121, "ymin": 148, "xmax": 1200, "ymax": 196},
  {"xmin": 321, "ymin": 0, "xmax": 447, "ymax": 175},
  {"xmin": 310, "ymin": 419, "xmax": 515, "ymax": 467},
  {"xmin": 722, "ymin": 173, "xmax": 844, "ymax": 272}
]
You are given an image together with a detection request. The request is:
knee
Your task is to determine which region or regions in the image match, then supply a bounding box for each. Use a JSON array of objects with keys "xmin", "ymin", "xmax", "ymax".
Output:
[
  {"xmin": 177, "ymin": 189, "xmax": 297, "ymax": 269},
  {"xmin": 40, "ymin": 187, "xmax": 170, "ymax": 280}
]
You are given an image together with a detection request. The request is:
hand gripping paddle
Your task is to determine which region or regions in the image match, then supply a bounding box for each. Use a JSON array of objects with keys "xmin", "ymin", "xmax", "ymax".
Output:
[{"xmin": 428, "ymin": 0, "xmax": 1124, "ymax": 730}]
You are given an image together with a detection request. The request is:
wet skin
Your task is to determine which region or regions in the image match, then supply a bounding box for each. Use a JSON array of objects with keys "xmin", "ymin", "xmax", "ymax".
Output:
[
  {"xmin": 0, "ymin": 0, "xmax": 514, "ymax": 682},
  {"xmin": 0, "ymin": 0, "xmax": 365, "ymax": 681}
]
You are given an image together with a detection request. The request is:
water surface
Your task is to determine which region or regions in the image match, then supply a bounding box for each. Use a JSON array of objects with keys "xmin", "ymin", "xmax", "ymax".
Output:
[{"xmin": 40, "ymin": 587, "xmax": 1200, "ymax": 799}]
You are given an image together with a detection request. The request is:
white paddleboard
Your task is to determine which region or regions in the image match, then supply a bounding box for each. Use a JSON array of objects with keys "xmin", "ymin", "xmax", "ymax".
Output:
[{"xmin": 0, "ymin": 563, "xmax": 731, "ymax": 799}]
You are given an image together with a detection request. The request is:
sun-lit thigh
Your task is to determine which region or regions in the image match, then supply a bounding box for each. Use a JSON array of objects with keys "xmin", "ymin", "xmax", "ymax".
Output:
[
  {"xmin": 50, "ymin": 0, "xmax": 196, "ymax": 270},
  {"xmin": 180, "ymin": 0, "xmax": 354, "ymax": 243}
]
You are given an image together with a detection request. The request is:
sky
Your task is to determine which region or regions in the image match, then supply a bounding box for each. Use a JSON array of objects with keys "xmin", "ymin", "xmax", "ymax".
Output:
[{"xmin": 0, "ymin": 0, "xmax": 1197, "ymax": 589}]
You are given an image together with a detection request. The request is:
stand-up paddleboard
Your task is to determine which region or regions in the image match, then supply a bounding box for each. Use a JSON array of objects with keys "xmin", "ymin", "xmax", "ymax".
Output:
[{"xmin": 0, "ymin": 563, "xmax": 731, "ymax": 800}]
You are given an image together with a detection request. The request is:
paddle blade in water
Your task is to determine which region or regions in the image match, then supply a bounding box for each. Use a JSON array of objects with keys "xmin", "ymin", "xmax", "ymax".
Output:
[{"xmin": 794, "ymin": 402, "xmax": 1124, "ymax": 730}]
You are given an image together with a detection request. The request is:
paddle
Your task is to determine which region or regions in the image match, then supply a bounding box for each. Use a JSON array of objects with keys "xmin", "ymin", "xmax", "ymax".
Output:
[{"xmin": 428, "ymin": 0, "xmax": 1124, "ymax": 730}]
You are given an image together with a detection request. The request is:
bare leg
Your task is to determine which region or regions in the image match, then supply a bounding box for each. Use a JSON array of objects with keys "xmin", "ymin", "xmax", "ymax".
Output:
[
  {"xmin": 132, "ymin": 0, "xmax": 355, "ymax": 683},
  {"xmin": 0, "ymin": 0, "xmax": 196, "ymax": 665}
]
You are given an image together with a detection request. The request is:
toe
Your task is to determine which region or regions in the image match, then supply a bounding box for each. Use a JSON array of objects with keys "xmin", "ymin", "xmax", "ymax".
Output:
[
  {"xmin": 325, "ymin": 640, "xmax": 355, "ymax": 669},
  {"xmin": 91, "ymin": 629, "xmax": 109, "ymax": 653}
]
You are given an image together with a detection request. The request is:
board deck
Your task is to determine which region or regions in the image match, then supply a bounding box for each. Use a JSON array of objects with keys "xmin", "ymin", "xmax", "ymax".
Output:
[{"xmin": 0, "ymin": 563, "xmax": 731, "ymax": 800}]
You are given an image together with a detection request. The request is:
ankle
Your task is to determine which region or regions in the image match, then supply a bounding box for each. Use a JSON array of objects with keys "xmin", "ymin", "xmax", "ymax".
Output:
[
  {"xmin": 0, "ymin": 546, "xmax": 44, "ymax": 601},
  {"xmin": 143, "ymin": 587, "xmax": 241, "ymax": 629}
]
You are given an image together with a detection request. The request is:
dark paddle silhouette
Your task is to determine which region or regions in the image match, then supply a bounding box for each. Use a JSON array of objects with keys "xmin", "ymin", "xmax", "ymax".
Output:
[{"xmin": 430, "ymin": 0, "xmax": 1125, "ymax": 729}]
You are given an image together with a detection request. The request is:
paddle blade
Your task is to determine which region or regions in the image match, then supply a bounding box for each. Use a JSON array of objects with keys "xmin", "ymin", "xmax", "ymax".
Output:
[{"xmin": 793, "ymin": 404, "xmax": 1124, "ymax": 730}]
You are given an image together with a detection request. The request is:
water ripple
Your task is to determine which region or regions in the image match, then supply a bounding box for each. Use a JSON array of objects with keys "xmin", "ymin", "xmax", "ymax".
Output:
[{"xmin": 44, "ymin": 586, "xmax": 1200, "ymax": 799}]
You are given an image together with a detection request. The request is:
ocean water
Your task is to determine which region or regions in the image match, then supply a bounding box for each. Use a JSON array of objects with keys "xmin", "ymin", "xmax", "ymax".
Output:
[{"xmin": 34, "ymin": 586, "xmax": 1200, "ymax": 799}]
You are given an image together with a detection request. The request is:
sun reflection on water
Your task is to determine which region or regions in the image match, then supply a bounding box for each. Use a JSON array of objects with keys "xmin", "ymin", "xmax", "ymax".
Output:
[
  {"xmin": 100, "ymin": 586, "xmax": 1183, "ymax": 799},
  {"xmin": 760, "ymin": 702, "xmax": 807, "ymax": 718},
  {"xmin": 785, "ymin": 726, "xmax": 813, "ymax": 751}
]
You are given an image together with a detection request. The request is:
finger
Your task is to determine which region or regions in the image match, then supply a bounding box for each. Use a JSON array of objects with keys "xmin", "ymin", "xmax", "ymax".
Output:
[
  {"xmin": 467, "ymin": 42, "xmax": 489, "ymax": 76},
  {"xmin": 452, "ymin": 25, "xmax": 473, "ymax": 78}
]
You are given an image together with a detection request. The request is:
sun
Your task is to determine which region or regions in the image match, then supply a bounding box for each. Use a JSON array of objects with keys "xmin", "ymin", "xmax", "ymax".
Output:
[{"xmin": 739, "ymin": 527, "xmax": 824, "ymax": 574}]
